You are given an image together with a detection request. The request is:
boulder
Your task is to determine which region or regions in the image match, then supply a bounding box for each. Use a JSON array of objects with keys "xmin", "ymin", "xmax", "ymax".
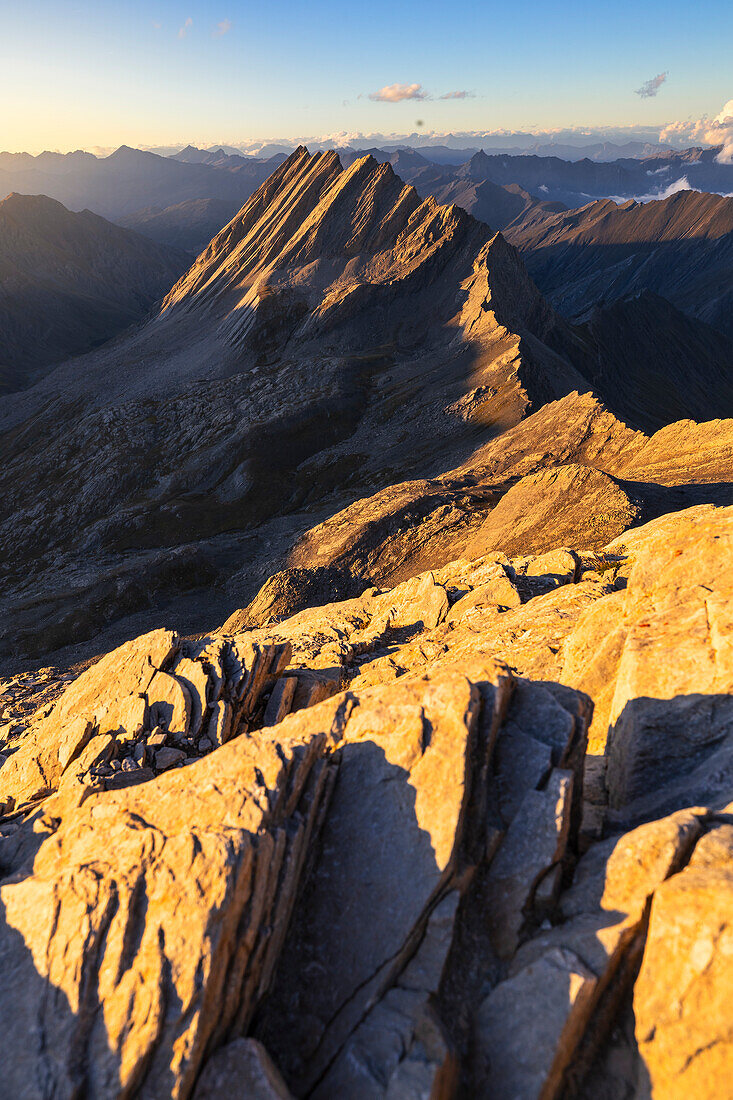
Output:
[
  {"xmin": 472, "ymin": 808, "xmax": 703, "ymax": 1097},
  {"xmin": 464, "ymin": 465, "xmax": 641, "ymax": 559}
]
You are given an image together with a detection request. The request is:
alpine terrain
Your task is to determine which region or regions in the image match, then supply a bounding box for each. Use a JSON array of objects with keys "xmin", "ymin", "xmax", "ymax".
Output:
[{"xmin": 0, "ymin": 141, "xmax": 732, "ymax": 1100}]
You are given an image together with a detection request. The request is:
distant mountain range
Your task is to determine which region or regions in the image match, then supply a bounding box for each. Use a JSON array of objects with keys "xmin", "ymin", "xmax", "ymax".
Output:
[
  {"xmin": 0, "ymin": 192, "xmax": 188, "ymax": 390},
  {"xmin": 144, "ymin": 137, "xmax": 691, "ymax": 162},
  {"xmin": 2, "ymin": 143, "xmax": 733, "ymax": 256}
]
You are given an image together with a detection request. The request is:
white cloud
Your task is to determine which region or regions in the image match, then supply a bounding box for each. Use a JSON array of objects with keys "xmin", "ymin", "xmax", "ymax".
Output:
[
  {"xmin": 213, "ymin": 18, "xmax": 232, "ymax": 36},
  {"xmin": 369, "ymin": 83, "xmax": 428, "ymax": 103},
  {"xmin": 178, "ymin": 16, "xmax": 193, "ymax": 38},
  {"xmin": 638, "ymin": 175, "xmax": 696, "ymax": 200},
  {"xmin": 439, "ymin": 90, "xmax": 474, "ymax": 100},
  {"xmin": 635, "ymin": 72, "xmax": 668, "ymax": 98},
  {"xmin": 660, "ymin": 98, "xmax": 733, "ymax": 163}
]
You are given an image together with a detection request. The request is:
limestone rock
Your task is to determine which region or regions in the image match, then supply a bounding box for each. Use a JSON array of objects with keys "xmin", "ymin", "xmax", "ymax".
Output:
[
  {"xmin": 0, "ymin": 628, "xmax": 177, "ymax": 809},
  {"xmin": 378, "ymin": 571, "xmax": 450, "ymax": 631},
  {"xmin": 0, "ymin": 704, "xmax": 334, "ymax": 1098},
  {"xmin": 256, "ymin": 667, "xmax": 491, "ymax": 1094},
  {"xmin": 526, "ymin": 547, "xmax": 578, "ymax": 585},
  {"xmin": 447, "ymin": 565, "xmax": 521, "ymax": 621},
  {"xmin": 634, "ymin": 829, "xmax": 733, "ymax": 1097},
  {"xmin": 485, "ymin": 768, "xmax": 574, "ymax": 959},
  {"xmin": 556, "ymin": 506, "xmax": 733, "ymax": 819},
  {"xmin": 311, "ymin": 893, "xmax": 461, "ymax": 1100},
  {"xmin": 477, "ymin": 808, "xmax": 704, "ymax": 1098}
]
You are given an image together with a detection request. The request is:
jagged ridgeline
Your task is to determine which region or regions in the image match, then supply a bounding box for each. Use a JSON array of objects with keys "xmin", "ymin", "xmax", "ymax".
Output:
[{"xmin": 0, "ymin": 145, "xmax": 733, "ymax": 1098}]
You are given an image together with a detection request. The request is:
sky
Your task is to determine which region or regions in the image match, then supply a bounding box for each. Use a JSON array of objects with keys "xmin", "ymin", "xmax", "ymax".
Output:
[{"xmin": 2, "ymin": 0, "xmax": 733, "ymax": 153}]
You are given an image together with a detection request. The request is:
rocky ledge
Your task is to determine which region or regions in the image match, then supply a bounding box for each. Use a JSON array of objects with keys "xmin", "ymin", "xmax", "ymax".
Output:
[{"xmin": 0, "ymin": 502, "xmax": 731, "ymax": 1098}]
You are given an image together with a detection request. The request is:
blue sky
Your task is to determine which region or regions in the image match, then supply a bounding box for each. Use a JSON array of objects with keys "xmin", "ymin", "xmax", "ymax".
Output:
[{"xmin": 2, "ymin": 0, "xmax": 732, "ymax": 151}]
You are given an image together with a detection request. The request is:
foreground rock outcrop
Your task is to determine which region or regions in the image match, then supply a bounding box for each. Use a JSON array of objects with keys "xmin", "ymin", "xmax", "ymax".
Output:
[{"xmin": 1, "ymin": 502, "xmax": 731, "ymax": 1096}]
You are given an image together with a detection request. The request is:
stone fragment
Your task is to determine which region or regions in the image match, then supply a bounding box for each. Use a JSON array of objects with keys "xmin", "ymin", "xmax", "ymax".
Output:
[
  {"xmin": 526, "ymin": 548, "xmax": 577, "ymax": 584},
  {"xmin": 475, "ymin": 947, "xmax": 598, "ymax": 1099},
  {"xmin": 113, "ymin": 693, "xmax": 148, "ymax": 743},
  {"xmin": 485, "ymin": 768, "xmax": 574, "ymax": 958},
  {"xmin": 172, "ymin": 654, "xmax": 211, "ymax": 739},
  {"xmin": 290, "ymin": 668, "xmax": 343, "ymax": 712},
  {"xmin": 207, "ymin": 698, "xmax": 232, "ymax": 747},
  {"xmin": 155, "ymin": 746, "xmax": 187, "ymax": 771},
  {"xmin": 193, "ymin": 1039, "xmax": 293, "ymax": 1100},
  {"xmin": 383, "ymin": 571, "xmax": 450, "ymax": 630},
  {"xmin": 147, "ymin": 670, "xmax": 191, "ymax": 736},
  {"xmin": 56, "ymin": 732, "xmax": 117, "ymax": 799},
  {"xmin": 263, "ymin": 676, "xmax": 298, "ymax": 727},
  {"xmin": 446, "ymin": 567, "xmax": 521, "ymax": 622},
  {"xmin": 56, "ymin": 716, "xmax": 94, "ymax": 772}
]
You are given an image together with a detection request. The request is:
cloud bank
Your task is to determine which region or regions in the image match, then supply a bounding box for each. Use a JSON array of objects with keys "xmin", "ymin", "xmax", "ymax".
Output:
[
  {"xmin": 440, "ymin": 91, "xmax": 474, "ymax": 100},
  {"xmin": 660, "ymin": 98, "xmax": 733, "ymax": 163},
  {"xmin": 178, "ymin": 17, "xmax": 193, "ymax": 39},
  {"xmin": 213, "ymin": 19, "xmax": 232, "ymax": 37},
  {"xmin": 635, "ymin": 72, "xmax": 668, "ymax": 98}
]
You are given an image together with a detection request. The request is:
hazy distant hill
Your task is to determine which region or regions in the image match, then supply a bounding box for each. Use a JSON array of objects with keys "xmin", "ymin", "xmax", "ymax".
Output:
[
  {"xmin": 0, "ymin": 146, "xmax": 284, "ymax": 221},
  {"xmin": 0, "ymin": 192, "xmax": 187, "ymax": 389},
  {"xmin": 119, "ymin": 197, "xmax": 244, "ymax": 254}
]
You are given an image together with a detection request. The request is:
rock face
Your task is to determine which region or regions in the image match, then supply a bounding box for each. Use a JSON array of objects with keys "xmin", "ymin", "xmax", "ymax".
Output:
[
  {"xmin": 0, "ymin": 707, "xmax": 333, "ymax": 1098},
  {"xmin": 562, "ymin": 505, "xmax": 733, "ymax": 815},
  {"xmin": 0, "ymin": 193, "xmax": 188, "ymax": 390},
  {"xmin": 633, "ymin": 824, "xmax": 733, "ymax": 1098},
  {"xmin": 1, "ymin": 502, "xmax": 733, "ymax": 1096},
  {"xmin": 0, "ymin": 628, "xmax": 292, "ymax": 814}
]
